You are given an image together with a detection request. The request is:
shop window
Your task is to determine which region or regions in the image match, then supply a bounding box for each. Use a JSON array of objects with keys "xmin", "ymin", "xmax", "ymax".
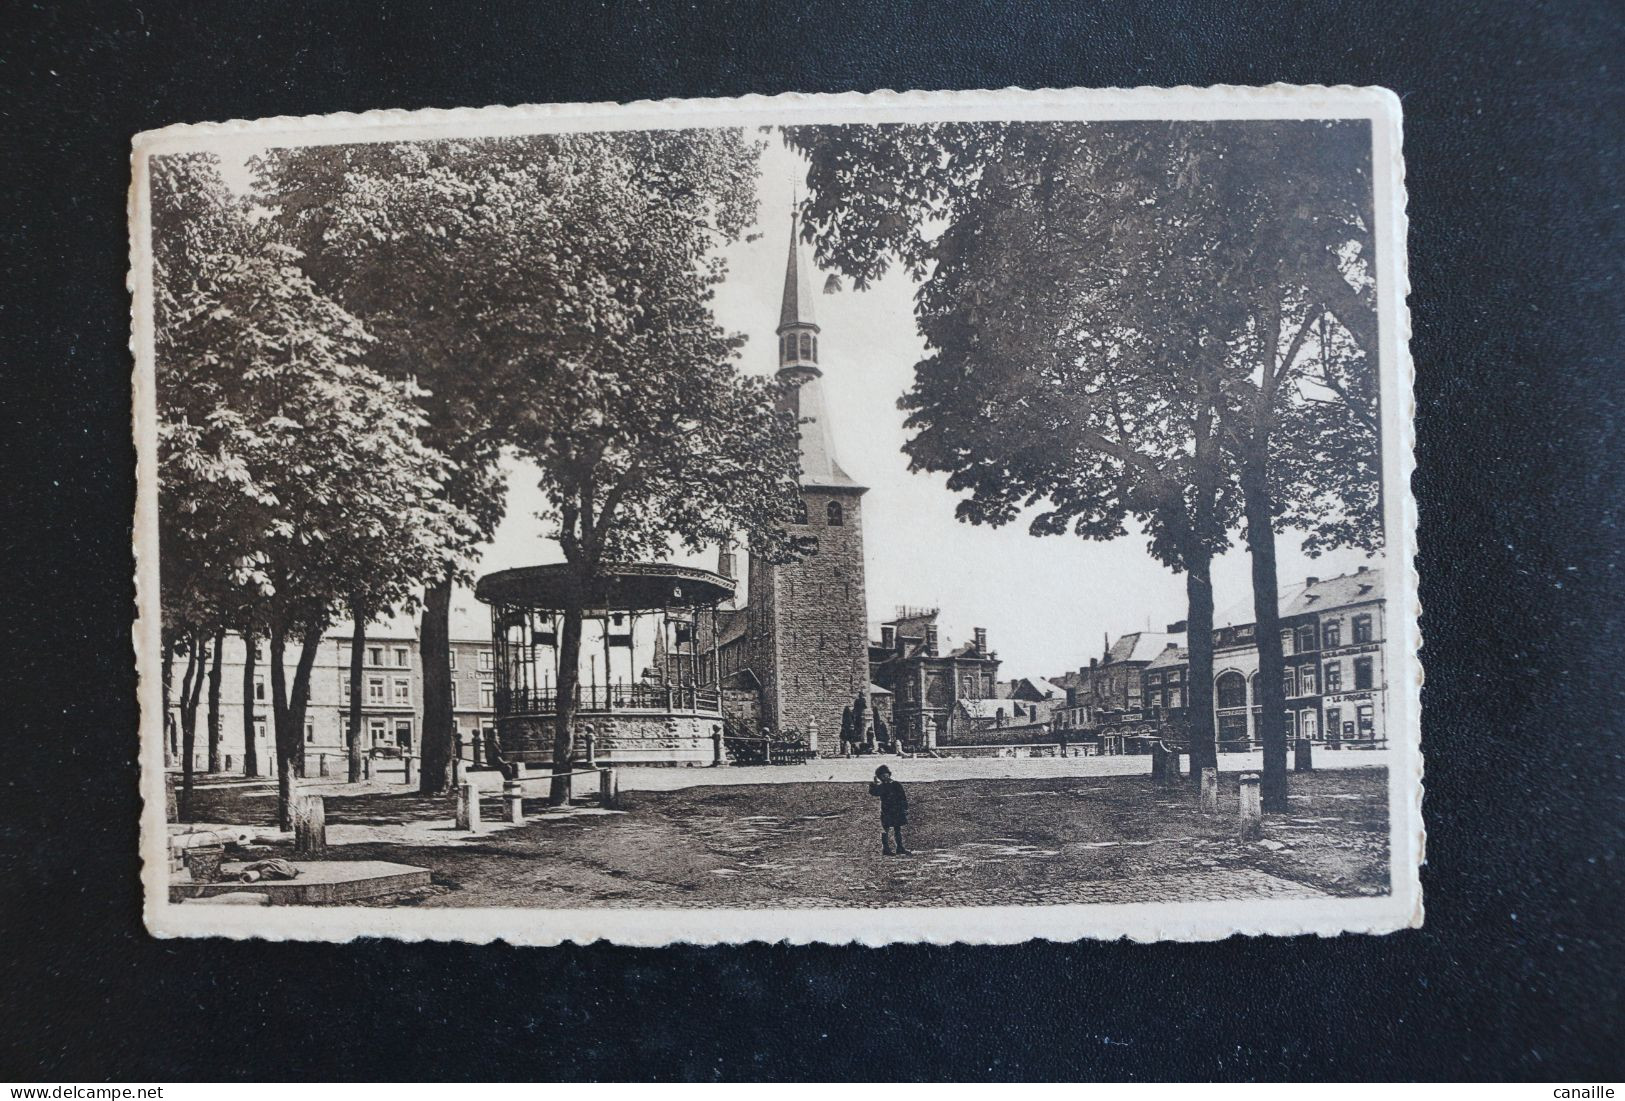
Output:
[{"xmin": 1356, "ymin": 704, "xmax": 1375, "ymax": 737}]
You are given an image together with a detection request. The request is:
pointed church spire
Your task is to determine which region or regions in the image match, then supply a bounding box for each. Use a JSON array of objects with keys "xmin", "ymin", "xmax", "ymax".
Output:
[{"xmin": 779, "ymin": 209, "xmax": 818, "ymax": 331}]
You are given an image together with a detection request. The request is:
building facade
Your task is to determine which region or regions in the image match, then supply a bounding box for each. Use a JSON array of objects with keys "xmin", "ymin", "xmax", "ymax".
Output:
[
  {"xmin": 164, "ymin": 603, "xmax": 496, "ymax": 774},
  {"xmin": 868, "ymin": 612, "xmax": 1000, "ymax": 749}
]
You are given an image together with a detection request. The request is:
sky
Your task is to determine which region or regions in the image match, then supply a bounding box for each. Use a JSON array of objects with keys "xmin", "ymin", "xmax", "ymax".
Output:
[{"xmin": 470, "ymin": 137, "xmax": 1380, "ymax": 683}]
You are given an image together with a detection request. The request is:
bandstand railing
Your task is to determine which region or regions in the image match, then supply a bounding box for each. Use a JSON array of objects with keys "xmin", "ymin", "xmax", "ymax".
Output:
[{"xmin": 498, "ymin": 683, "xmax": 722, "ymax": 716}]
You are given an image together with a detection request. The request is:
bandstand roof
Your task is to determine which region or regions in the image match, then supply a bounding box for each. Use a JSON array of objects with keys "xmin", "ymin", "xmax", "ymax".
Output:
[{"xmin": 474, "ymin": 562, "xmax": 736, "ymax": 611}]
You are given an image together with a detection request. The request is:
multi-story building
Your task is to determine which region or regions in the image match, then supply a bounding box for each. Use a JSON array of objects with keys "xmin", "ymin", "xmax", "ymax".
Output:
[
  {"xmin": 868, "ymin": 611, "xmax": 1000, "ymax": 749},
  {"xmin": 164, "ymin": 602, "xmax": 496, "ymax": 774},
  {"xmin": 1307, "ymin": 564, "xmax": 1388, "ymax": 744},
  {"xmin": 1051, "ymin": 627, "xmax": 1187, "ymax": 733}
]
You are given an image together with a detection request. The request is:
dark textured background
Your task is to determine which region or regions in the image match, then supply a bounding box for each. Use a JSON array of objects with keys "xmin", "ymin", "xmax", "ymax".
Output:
[{"xmin": 3, "ymin": 0, "xmax": 1621, "ymax": 1082}]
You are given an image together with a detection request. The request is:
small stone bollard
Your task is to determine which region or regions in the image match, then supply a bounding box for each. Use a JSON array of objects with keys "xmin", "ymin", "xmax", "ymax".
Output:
[
  {"xmin": 712, "ymin": 725, "xmax": 726, "ymax": 767},
  {"xmin": 318, "ymin": 754, "xmax": 329, "ymax": 778},
  {"xmin": 503, "ymin": 779, "xmax": 525, "ymax": 824},
  {"xmin": 599, "ymin": 767, "xmax": 620, "ymax": 810},
  {"xmin": 292, "ymin": 793, "xmax": 327, "ymax": 857},
  {"xmin": 455, "ymin": 779, "xmax": 481, "ymax": 832},
  {"xmin": 1200, "ymin": 766, "xmax": 1219, "ymax": 813},
  {"xmin": 362, "ymin": 756, "xmax": 372, "ymax": 780},
  {"xmin": 581, "ymin": 730, "xmax": 596, "ymax": 766},
  {"xmin": 1294, "ymin": 738, "xmax": 1314, "ymax": 772},
  {"xmin": 404, "ymin": 755, "xmax": 415, "ymax": 785},
  {"xmin": 1238, "ymin": 773, "xmax": 1263, "ymax": 839}
]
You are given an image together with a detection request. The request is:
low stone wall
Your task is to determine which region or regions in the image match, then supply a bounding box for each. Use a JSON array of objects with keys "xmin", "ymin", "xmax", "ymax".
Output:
[{"xmin": 498, "ymin": 710, "xmax": 721, "ymax": 767}]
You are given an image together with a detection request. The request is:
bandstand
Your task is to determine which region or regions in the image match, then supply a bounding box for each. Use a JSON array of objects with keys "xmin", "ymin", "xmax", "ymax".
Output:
[{"xmin": 473, "ymin": 562, "xmax": 734, "ymax": 768}]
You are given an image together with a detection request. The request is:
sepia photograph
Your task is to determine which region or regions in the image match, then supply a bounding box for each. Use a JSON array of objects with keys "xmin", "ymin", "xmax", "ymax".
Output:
[{"xmin": 131, "ymin": 86, "xmax": 1419, "ymax": 944}]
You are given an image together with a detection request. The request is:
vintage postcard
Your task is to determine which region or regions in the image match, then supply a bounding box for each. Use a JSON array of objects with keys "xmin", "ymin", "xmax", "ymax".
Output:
[{"xmin": 132, "ymin": 85, "xmax": 1420, "ymax": 944}]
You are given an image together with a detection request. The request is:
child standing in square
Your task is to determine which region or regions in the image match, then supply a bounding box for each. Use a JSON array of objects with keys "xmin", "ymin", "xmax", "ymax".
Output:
[{"xmin": 868, "ymin": 765, "xmax": 910, "ymax": 855}]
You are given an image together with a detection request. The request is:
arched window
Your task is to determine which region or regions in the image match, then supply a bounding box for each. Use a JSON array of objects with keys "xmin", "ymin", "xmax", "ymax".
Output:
[
  {"xmin": 1215, "ymin": 671, "xmax": 1247, "ymax": 710},
  {"xmin": 800, "ymin": 332, "xmax": 813, "ymax": 359},
  {"xmin": 826, "ymin": 500, "xmax": 843, "ymax": 526}
]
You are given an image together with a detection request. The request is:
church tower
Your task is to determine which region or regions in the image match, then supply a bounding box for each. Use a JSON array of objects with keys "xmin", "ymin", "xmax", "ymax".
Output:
[{"xmin": 745, "ymin": 213, "xmax": 870, "ymax": 754}]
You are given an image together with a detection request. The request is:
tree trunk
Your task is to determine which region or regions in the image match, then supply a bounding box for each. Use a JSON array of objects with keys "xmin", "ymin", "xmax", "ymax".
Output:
[
  {"xmin": 550, "ymin": 596, "xmax": 586, "ymax": 805},
  {"xmin": 269, "ymin": 623, "xmax": 293, "ymax": 830},
  {"xmin": 177, "ymin": 635, "xmax": 204, "ymax": 821},
  {"xmin": 347, "ymin": 602, "xmax": 367, "ymax": 783},
  {"xmin": 206, "ymin": 628, "xmax": 225, "ymax": 773},
  {"xmin": 162, "ymin": 632, "xmax": 177, "ymax": 766},
  {"xmin": 1243, "ymin": 452, "xmax": 1291, "ymax": 813},
  {"xmin": 418, "ymin": 576, "xmax": 456, "ymax": 795},
  {"xmin": 242, "ymin": 631, "xmax": 258, "ymax": 778},
  {"xmin": 271, "ymin": 622, "xmax": 326, "ymax": 830},
  {"xmin": 1184, "ymin": 546, "xmax": 1218, "ymax": 784}
]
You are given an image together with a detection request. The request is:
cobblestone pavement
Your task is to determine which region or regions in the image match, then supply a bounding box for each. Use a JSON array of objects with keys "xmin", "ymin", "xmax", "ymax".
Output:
[{"xmin": 187, "ymin": 768, "xmax": 1391, "ymax": 909}]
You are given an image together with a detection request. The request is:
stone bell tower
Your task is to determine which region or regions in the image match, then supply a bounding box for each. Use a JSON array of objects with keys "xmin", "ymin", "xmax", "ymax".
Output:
[{"xmin": 745, "ymin": 212, "xmax": 870, "ymax": 754}]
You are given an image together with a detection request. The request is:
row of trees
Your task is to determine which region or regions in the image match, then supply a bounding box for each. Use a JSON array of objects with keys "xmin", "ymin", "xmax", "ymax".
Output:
[
  {"xmin": 786, "ymin": 120, "xmax": 1383, "ymax": 810},
  {"xmin": 155, "ymin": 130, "xmax": 804, "ymax": 821}
]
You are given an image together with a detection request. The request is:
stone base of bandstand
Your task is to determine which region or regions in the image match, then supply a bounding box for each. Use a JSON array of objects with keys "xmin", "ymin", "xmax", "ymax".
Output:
[{"xmin": 499, "ymin": 711, "xmax": 722, "ymax": 768}]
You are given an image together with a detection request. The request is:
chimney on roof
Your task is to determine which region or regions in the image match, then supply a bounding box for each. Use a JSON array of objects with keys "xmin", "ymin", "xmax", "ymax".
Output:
[
  {"xmin": 1357, "ymin": 565, "xmax": 1369, "ymax": 574},
  {"xmin": 881, "ymin": 624, "xmax": 896, "ymax": 650},
  {"xmin": 1166, "ymin": 619, "xmax": 1187, "ymax": 633},
  {"xmin": 1306, "ymin": 575, "xmax": 1320, "ymax": 587},
  {"xmin": 925, "ymin": 624, "xmax": 939, "ymax": 657},
  {"xmin": 1089, "ymin": 657, "xmax": 1098, "ymax": 670},
  {"xmin": 974, "ymin": 627, "xmax": 988, "ymax": 655}
]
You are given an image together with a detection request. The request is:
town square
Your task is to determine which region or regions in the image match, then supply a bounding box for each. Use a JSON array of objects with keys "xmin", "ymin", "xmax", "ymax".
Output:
[{"xmin": 137, "ymin": 88, "xmax": 1417, "ymax": 937}]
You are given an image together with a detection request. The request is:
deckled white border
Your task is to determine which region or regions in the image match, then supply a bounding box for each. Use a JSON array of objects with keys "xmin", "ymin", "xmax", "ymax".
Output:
[{"xmin": 132, "ymin": 84, "xmax": 1422, "ymax": 945}]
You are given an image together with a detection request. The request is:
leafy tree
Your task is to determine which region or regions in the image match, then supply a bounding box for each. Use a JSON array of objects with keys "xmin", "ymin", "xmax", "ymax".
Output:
[
  {"xmin": 786, "ymin": 122, "xmax": 1241, "ymax": 777},
  {"xmin": 253, "ymin": 137, "xmax": 578, "ymax": 794},
  {"xmin": 787, "ymin": 121, "xmax": 1381, "ymax": 799},
  {"xmin": 151, "ymin": 154, "xmax": 465, "ymax": 825},
  {"xmin": 255, "ymin": 129, "xmax": 799, "ymax": 804},
  {"xmin": 499, "ymin": 129, "xmax": 806, "ymax": 803}
]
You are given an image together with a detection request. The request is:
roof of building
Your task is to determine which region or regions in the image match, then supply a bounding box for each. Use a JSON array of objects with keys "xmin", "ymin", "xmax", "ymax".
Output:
[
  {"xmin": 1214, "ymin": 559, "xmax": 1387, "ymax": 628},
  {"xmin": 1145, "ymin": 644, "xmax": 1189, "ymax": 671},
  {"xmin": 1107, "ymin": 630, "xmax": 1188, "ymax": 665},
  {"xmin": 714, "ymin": 608, "xmax": 749, "ymax": 647},
  {"xmin": 1285, "ymin": 564, "xmax": 1386, "ymax": 616}
]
